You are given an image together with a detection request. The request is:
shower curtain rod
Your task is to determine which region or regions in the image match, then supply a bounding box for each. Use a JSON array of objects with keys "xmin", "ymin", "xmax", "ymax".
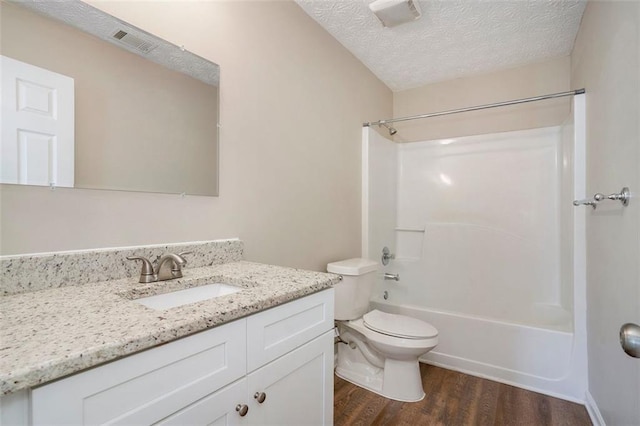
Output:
[{"xmin": 363, "ymin": 88, "xmax": 585, "ymax": 127}]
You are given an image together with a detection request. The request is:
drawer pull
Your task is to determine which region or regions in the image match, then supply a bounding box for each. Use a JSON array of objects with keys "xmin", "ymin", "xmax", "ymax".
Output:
[
  {"xmin": 254, "ymin": 392, "xmax": 267, "ymax": 403},
  {"xmin": 236, "ymin": 404, "xmax": 249, "ymax": 416}
]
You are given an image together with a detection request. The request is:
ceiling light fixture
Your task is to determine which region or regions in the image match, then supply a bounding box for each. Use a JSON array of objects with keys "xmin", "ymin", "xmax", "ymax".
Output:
[{"xmin": 369, "ymin": 0, "xmax": 422, "ymax": 28}]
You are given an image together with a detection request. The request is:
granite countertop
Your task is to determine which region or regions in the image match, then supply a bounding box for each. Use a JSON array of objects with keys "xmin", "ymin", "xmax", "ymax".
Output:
[{"xmin": 0, "ymin": 261, "xmax": 339, "ymax": 395}]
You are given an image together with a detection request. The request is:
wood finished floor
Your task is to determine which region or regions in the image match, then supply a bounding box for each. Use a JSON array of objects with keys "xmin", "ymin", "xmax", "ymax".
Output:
[{"xmin": 334, "ymin": 364, "xmax": 591, "ymax": 426}]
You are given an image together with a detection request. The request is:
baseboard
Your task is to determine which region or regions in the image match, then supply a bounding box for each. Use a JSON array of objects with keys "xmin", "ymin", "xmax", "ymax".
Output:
[{"xmin": 585, "ymin": 391, "xmax": 605, "ymax": 426}]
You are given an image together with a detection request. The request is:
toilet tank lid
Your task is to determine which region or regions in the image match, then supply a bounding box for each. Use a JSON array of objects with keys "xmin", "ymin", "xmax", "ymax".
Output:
[{"xmin": 327, "ymin": 258, "xmax": 378, "ymax": 275}]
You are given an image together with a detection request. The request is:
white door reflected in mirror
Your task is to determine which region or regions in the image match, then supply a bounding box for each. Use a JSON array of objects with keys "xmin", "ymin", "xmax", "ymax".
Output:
[{"xmin": 1, "ymin": 55, "xmax": 75, "ymax": 188}]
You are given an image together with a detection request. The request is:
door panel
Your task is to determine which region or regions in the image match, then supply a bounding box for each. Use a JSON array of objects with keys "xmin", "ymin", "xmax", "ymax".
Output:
[{"xmin": 17, "ymin": 130, "xmax": 55, "ymax": 185}]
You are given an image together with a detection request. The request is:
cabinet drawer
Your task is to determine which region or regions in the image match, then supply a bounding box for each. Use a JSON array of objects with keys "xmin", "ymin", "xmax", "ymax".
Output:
[
  {"xmin": 32, "ymin": 319, "xmax": 246, "ymax": 425},
  {"xmin": 247, "ymin": 289, "xmax": 334, "ymax": 372}
]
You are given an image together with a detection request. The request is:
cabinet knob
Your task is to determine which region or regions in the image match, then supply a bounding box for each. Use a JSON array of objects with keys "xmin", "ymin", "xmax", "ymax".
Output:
[
  {"xmin": 236, "ymin": 404, "xmax": 249, "ymax": 416},
  {"xmin": 254, "ymin": 392, "xmax": 267, "ymax": 403}
]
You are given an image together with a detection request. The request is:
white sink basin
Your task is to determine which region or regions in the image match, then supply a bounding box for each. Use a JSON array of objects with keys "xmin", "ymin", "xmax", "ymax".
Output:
[{"xmin": 134, "ymin": 283, "xmax": 242, "ymax": 310}]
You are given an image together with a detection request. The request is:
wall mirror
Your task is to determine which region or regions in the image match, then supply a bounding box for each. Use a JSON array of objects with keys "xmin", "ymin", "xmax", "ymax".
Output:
[{"xmin": 1, "ymin": 0, "xmax": 220, "ymax": 196}]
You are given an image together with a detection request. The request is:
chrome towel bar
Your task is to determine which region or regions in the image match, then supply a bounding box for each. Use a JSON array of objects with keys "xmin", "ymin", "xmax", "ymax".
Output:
[
  {"xmin": 573, "ymin": 187, "xmax": 630, "ymax": 209},
  {"xmin": 573, "ymin": 198, "xmax": 598, "ymax": 209}
]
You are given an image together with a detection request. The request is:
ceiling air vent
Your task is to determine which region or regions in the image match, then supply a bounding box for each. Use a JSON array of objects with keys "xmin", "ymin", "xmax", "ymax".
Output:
[
  {"xmin": 111, "ymin": 29, "xmax": 157, "ymax": 54},
  {"xmin": 369, "ymin": 0, "xmax": 422, "ymax": 28}
]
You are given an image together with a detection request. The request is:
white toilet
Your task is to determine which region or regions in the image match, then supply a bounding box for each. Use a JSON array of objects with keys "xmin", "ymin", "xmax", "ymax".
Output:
[{"xmin": 328, "ymin": 258, "xmax": 438, "ymax": 402}]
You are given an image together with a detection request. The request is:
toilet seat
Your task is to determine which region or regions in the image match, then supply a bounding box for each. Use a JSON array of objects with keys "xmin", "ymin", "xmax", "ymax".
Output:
[
  {"xmin": 345, "ymin": 317, "xmax": 438, "ymax": 351},
  {"xmin": 363, "ymin": 310, "xmax": 438, "ymax": 339}
]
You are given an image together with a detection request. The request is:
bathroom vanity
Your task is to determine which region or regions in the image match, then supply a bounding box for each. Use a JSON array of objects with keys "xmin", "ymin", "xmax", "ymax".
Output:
[{"xmin": 0, "ymin": 240, "xmax": 337, "ymax": 425}]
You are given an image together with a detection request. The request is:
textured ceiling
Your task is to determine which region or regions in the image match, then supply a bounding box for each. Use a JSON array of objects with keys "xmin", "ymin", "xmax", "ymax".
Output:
[{"xmin": 295, "ymin": 0, "xmax": 586, "ymax": 91}]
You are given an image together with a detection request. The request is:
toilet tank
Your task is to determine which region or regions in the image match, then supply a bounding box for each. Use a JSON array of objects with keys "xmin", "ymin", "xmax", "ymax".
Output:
[{"xmin": 327, "ymin": 258, "xmax": 378, "ymax": 320}]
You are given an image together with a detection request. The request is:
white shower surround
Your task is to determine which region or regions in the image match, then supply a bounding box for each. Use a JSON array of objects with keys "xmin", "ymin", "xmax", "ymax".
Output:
[{"xmin": 361, "ymin": 96, "xmax": 587, "ymax": 401}]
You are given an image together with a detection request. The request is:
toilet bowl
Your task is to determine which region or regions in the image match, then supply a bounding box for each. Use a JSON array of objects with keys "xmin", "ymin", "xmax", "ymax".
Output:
[
  {"xmin": 336, "ymin": 309, "xmax": 438, "ymax": 402},
  {"xmin": 328, "ymin": 258, "xmax": 439, "ymax": 402}
]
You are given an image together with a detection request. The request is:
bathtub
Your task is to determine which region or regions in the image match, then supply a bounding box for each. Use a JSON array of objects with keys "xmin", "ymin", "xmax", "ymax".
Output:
[{"xmin": 370, "ymin": 298, "xmax": 587, "ymax": 403}]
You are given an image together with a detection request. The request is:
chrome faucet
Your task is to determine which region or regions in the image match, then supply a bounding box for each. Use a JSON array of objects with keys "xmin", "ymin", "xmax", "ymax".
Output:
[
  {"xmin": 381, "ymin": 247, "xmax": 395, "ymax": 265},
  {"xmin": 384, "ymin": 273, "xmax": 400, "ymax": 281},
  {"xmin": 127, "ymin": 252, "xmax": 191, "ymax": 283}
]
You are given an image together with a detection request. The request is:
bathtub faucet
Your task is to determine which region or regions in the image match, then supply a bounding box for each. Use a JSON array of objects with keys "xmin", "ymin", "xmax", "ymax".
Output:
[
  {"xmin": 381, "ymin": 247, "xmax": 395, "ymax": 265},
  {"xmin": 384, "ymin": 273, "xmax": 400, "ymax": 281}
]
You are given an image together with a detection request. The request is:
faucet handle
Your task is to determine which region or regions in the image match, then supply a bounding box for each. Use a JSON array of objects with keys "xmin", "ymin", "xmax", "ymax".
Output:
[
  {"xmin": 156, "ymin": 252, "xmax": 190, "ymax": 281},
  {"xmin": 177, "ymin": 251, "xmax": 193, "ymax": 264},
  {"xmin": 381, "ymin": 246, "xmax": 395, "ymax": 265},
  {"xmin": 170, "ymin": 252, "xmax": 192, "ymax": 278},
  {"xmin": 126, "ymin": 256, "xmax": 156, "ymax": 283}
]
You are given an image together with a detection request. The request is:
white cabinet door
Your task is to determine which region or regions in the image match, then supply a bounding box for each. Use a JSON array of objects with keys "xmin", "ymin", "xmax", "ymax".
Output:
[
  {"xmin": 32, "ymin": 319, "xmax": 246, "ymax": 425},
  {"xmin": 1, "ymin": 55, "xmax": 74, "ymax": 187},
  {"xmin": 247, "ymin": 330, "xmax": 334, "ymax": 426},
  {"xmin": 156, "ymin": 378, "xmax": 248, "ymax": 426}
]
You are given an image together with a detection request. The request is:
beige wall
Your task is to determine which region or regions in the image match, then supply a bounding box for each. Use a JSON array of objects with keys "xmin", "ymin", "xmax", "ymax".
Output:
[
  {"xmin": 0, "ymin": 1, "xmax": 392, "ymax": 271},
  {"xmin": 571, "ymin": 2, "xmax": 640, "ymax": 424},
  {"xmin": 392, "ymin": 57, "xmax": 571, "ymax": 142},
  {"xmin": 1, "ymin": 1, "xmax": 219, "ymax": 196}
]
